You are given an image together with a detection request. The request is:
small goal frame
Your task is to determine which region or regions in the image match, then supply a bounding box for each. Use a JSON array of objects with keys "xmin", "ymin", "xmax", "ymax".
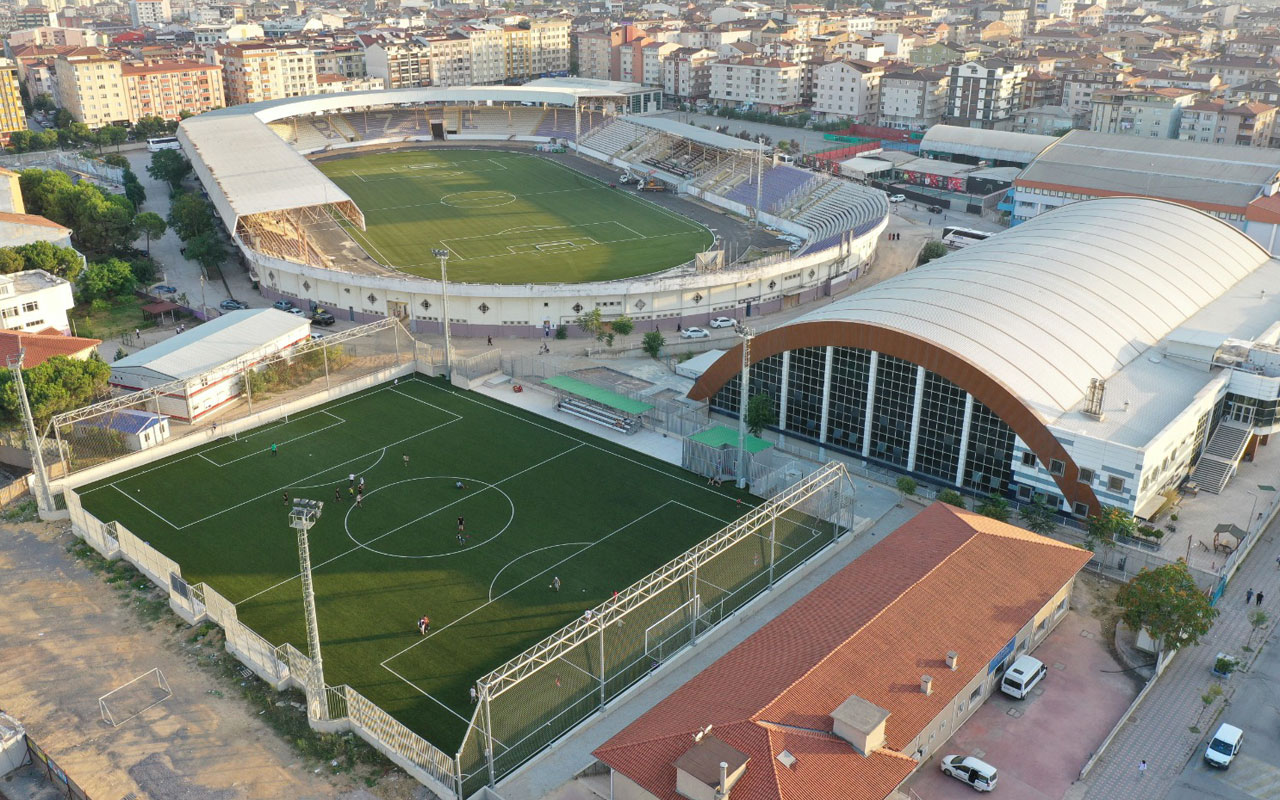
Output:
[{"xmin": 99, "ymin": 667, "xmax": 172, "ymax": 727}]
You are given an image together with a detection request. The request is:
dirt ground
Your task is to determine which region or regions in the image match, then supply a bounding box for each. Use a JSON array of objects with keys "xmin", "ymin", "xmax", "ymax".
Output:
[
  {"xmin": 863, "ymin": 213, "xmax": 936, "ymax": 290},
  {"xmin": 0, "ymin": 519, "xmax": 435, "ymax": 800}
]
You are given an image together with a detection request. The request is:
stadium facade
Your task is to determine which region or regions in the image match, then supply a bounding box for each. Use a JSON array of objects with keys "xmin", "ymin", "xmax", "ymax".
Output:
[
  {"xmin": 690, "ymin": 197, "xmax": 1280, "ymax": 520},
  {"xmin": 177, "ymin": 79, "xmax": 888, "ymax": 338}
]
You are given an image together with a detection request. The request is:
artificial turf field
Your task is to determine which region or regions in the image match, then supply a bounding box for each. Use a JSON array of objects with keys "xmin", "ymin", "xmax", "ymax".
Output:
[
  {"xmin": 315, "ymin": 149, "xmax": 713, "ymax": 283},
  {"xmin": 77, "ymin": 376, "xmax": 814, "ymax": 752}
]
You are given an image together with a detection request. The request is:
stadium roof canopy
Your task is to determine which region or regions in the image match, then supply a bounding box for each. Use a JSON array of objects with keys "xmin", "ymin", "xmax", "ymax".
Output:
[
  {"xmin": 1018, "ymin": 130, "xmax": 1280, "ymax": 210},
  {"xmin": 111, "ymin": 308, "xmax": 310, "ymax": 382},
  {"xmin": 628, "ymin": 115, "xmax": 766, "ymax": 152},
  {"xmin": 700, "ymin": 197, "xmax": 1271, "ymax": 423},
  {"xmin": 918, "ymin": 124, "xmax": 1057, "ymax": 164}
]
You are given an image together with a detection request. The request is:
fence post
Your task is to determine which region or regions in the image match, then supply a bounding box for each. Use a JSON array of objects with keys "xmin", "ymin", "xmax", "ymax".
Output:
[
  {"xmin": 482, "ymin": 685, "xmax": 496, "ymax": 787},
  {"xmin": 598, "ymin": 619, "xmax": 607, "ymax": 707},
  {"xmin": 690, "ymin": 557, "xmax": 699, "ymax": 644},
  {"xmin": 322, "ymin": 341, "xmax": 331, "ymax": 389},
  {"xmin": 769, "ymin": 516, "xmax": 777, "ymax": 588},
  {"xmin": 243, "ymin": 366, "xmax": 253, "ymax": 412}
]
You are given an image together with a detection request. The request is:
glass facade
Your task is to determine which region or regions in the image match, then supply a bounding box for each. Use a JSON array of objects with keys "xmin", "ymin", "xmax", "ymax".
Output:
[{"xmin": 710, "ymin": 345, "xmax": 1017, "ymax": 494}]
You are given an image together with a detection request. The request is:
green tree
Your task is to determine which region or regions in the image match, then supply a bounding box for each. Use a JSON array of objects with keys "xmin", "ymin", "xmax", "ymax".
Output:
[
  {"xmin": 1086, "ymin": 506, "xmax": 1137, "ymax": 551},
  {"xmin": 185, "ymin": 231, "xmax": 227, "ymax": 272},
  {"xmin": 134, "ymin": 212, "xmax": 167, "ymax": 254},
  {"xmin": 917, "ymin": 240, "xmax": 948, "ymax": 265},
  {"xmin": 53, "ymin": 108, "xmax": 73, "ymax": 129},
  {"xmin": 32, "ymin": 93, "xmax": 55, "ymax": 113},
  {"xmin": 642, "ymin": 330, "xmax": 664, "ymax": 359},
  {"xmin": 976, "ymin": 493, "xmax": 1011, "ymax": 522},
  {"xmin": 895, "ymin": 476, "xmax": 917, "ymax": 497},
  {"xmin": 610, "ymin": 315, "xmax": 634, "ymax": 337},
  {"xmin": 1018, "ymin": 498, "xmax": 1057, "ymax": 535},
  {"xmin": 1117, "ymin": 561, "xmax": 1219, "ymax": 653},
  {"xmin": 575, "ymin": 307, "xmax": 616, "ymax": 346},
  {"xmin": 129, "ymin": 255, "xmax": 158, "ymax": 284},
  {"xmin": 78, "ymin": 258, "xmax": 137, "ymax": 301},
  {"xmin": 6, "ymin": 130, "xmax": 32, "ymax": 153},
  {"xmin": 131, "ymin": 115, "xmax": 168, "ymax": 140},
  {"xmin": 0, "ymin": 249, "xmax": 24, "ymax": 274},
  {"xmin": 168, "ymin": 192, "xmax": 215, "ymax": 240},
  {"xmin": 745, "ymin": 393, "xmax": 776, "ymax": 437},
  {"xmin": 98, "ymin": 124, "xmax": 128, "ymax": 151},
  {"xmin": 937, "ymin": 489, "xmax": 966, "ymax": 509},
  {"xmin": 13, "ymin": 241, "xmax": 83, "ymax": 281},
  {"xmin": 122, "ymin": 169, "xmax": 146, "ymax": 209},
  {"xmin": 0, "ymin": 354, "xmax": 111, "ymax": 427},
  {"xmin": 147, "ymin": 149, "xmax": 191, "ymax": 189},
  {"xmin": 19, "ymin": 168, "xmax": 76, "ymax": 217}
]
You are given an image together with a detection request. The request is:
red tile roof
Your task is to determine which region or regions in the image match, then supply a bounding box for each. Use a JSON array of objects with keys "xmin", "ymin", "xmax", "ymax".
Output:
[
  {"xmin": 0, "ymin": 329, "xmax": 101, "ymax": 366},
  {"xmin": 594, "ymin": 503, "xmax": 1091, "ymax": 800}
]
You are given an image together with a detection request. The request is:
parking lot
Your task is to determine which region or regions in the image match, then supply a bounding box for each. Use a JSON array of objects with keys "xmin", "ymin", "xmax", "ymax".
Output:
[{"xmin": 905, "ymin": 605, "xmax": 1141, "ymax": 799}]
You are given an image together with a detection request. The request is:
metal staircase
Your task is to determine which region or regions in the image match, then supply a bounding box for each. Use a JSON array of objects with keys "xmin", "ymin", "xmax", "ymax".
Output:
[{"xmin": 1190, "ymin": 418, "xmax": 1253, "ymax": 494}]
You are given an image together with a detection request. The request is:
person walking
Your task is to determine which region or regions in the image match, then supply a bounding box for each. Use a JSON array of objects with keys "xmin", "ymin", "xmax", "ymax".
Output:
[
  {"xmin": 418, "ymin": 615, "xmax": 430, "ymax": 636},
  {"xmin": 551, "ymin": 576, "xmax": 561, "ymax": 592},
  {"xmin": 487, "ymin": 336, "xmax": 493, "ymax": 346},
  {"xmin": 271, "ymin": 443, "xmax": 278, "ymax": 456},
  {"xmin": 1139, "ymin": 760, "xmax": 1147, "ymax": 778},
  {"xmin": 1258, "ymin": 591, "xmax": 1265, "ymax": 607},
  {"xmin": 349, "ymin": 473, "xmax": 355, "ymax": 487},
  {"xmin": 457, "ymin": 516, "xmax": 465, "ymax": 533},
  {"xmin": 403, "ymin": 452, "xmax": 410, "ymax": 467},
  {"xmin": 355, "ymin": 491, "xmax": 363, "ymax": 508},
  {"xmin": 469, "ymin": 686, "xmax": 478, "ymax": 704},
  {"xmin": 1247, "ymin": 588, "xmax": 1255, "ymax": 604},
  {"xmin": 283, "ymin": 492, "xmax": 289, "ymax": 506}
]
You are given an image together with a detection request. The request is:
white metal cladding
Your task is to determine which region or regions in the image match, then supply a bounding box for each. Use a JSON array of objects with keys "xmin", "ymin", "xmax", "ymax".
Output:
[{"xmin": 788, "ymin": 197, "xmax": 1272, "ymax": 420}]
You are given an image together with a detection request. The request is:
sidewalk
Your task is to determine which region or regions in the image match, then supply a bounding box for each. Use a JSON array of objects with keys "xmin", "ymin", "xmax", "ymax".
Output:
[{"xmin": 1081, "ymin": 502, "xmax": 1280, "ymax": 798}]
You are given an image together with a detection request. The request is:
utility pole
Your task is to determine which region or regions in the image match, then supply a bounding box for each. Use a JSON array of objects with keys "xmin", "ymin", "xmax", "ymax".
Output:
[
  {"xmin": 289, "ymin": 498, "xmax": 326, "ymax": 713},
  {"xmin": 431, "ymin": 249, "xmax": 453, "ymax": 380},
  {"xmin": 754, "ymin": 144, "xmax": 764, "ymax": 228},
  {"xmin": 734, "ymin": 323, "xmax": 755, "ymax": 489},
  {"xmin": 9, "ymin": 352, "xmax": 54, "ymax": 513}
]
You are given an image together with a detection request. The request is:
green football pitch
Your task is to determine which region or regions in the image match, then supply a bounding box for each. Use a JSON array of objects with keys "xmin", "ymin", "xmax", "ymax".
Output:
[
  {"xmin": 316, "ymin": 150, "xmax": 714, "ymax": 283},
  {"xmin": 77, "ymin": 376, "xmax": 768, "ymax": 751}
]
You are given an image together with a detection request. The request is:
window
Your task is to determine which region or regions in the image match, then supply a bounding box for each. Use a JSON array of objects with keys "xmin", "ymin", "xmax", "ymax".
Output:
[
  {"xmin": 1021, "ymin": 451, "xmax": 1037, "ymax": 466},
  {"xmin": 1108, "ymin": 475, "xmax": 1126, "ymax": 493},
  {"xmin": 1017, "ymin": 485, "xmax": 1033, "ymax": 501},
  {"xmin": 20, "ymin": 301, "xmax": 37, "ymax": 313},
  {"xmin": 1078, "ymin": 467, "xmax": 1094, "ymax": 484},
  {"xmin": 1049, "ymin": 458, "xmax": 1065, "ymax": 476},
  {"xmin": 969, "ymin": 684, "xmax": 983, "ymax": 702},
  {"xmin": 1073, "ymin": 501, "xmax": 1090, "ymax": 517}
]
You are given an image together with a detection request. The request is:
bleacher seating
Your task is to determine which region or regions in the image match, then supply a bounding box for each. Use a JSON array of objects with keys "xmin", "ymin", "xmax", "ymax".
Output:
[
  {"xmin": 534, "ymin": 107, "xmax": 596, "ymax": 140},
  {"xmin": 578, "ymin": 118, "xmax": 648, "ymax": 158},
  {"xmin": 267, "ymin": 121, "xmax": 296, "ymax": 143},
  {"xmin": 556, "ymin": 397, "xmax": 640, "ymax": 434},
  {"xmin": 723, "ymin": 165, "xmax": 813, "ymax": 211},
  {"xmin": 792, "ymin": 181, "xmax": 888, "ymax": 247},
  {"xmin": 458, "ymin": 106, "xmax": 545, "ymax": 136}
]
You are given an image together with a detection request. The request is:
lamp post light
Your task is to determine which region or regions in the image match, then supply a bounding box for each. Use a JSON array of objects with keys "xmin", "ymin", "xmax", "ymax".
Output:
[
  {"xmin": 431, "ymin": 248, "xmax": 453, "ymax": 380},
  {"xmin": 289, "ymin": 498, "xmax": 326, "ymax": 714},
  {"xmin": 1247, "ymin": 491, "xmax": 1259, "ymax": 534},
  {"xmin": 734, "ymin": 321, "xmax": 755, "ymax": 490}
]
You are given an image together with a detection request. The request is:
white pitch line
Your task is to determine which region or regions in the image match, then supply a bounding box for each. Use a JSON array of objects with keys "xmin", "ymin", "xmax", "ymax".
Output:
[
  {"xmin": 488, "ymin": 541, "xmax": 593, "ymax": 602},
  {"xmin": 380, "ymin": 663, "xmax": 488, "ymax": 730},
  {"xmin": 112, "ymin": 485, "xmax": 183, "ymax": 530},
  {"xmin": 202, "ymin": 412, "xmax": 348, "ymax": 468}
]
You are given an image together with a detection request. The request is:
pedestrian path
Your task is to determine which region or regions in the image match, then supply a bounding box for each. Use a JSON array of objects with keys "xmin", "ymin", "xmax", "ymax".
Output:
[{"xmin": 1083, "ymin": 510, "xmax": 1280, "ymax": 799}]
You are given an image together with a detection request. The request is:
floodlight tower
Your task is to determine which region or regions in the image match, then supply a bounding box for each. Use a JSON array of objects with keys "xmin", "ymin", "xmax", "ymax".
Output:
[
  {"xmin": 432, "ymin": 248, "xmax": 453, "ymax": 380},
  {"xmin": 8, "ymin": 352, "xmax": 54, "ymax": 513},
  {"xmin": 734, "ymin": 322, "xmax": 755, "ymax": 490},
  {"xmin": 289, "ymin": 499, "xmax": 326, "ymax": 703}
]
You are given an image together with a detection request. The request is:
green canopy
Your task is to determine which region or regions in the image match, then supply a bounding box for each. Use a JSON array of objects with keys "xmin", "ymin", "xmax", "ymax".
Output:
[
  {"xmin": 543, "ymin": 376, "xmax": 653, "ymax": 414},
  {"xmin": 689, "ymin": 425, "xmax": 774, "ymax": 453}
]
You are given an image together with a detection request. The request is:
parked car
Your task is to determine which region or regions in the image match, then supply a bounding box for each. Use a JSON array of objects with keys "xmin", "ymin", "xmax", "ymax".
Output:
[
  {"xmin": 999, "ymin": 655, "xmax": 1047, "ymax": 699},
  {"xmin": 708, "ymin": 317, "xmax": 736, "ymax": 328},
  {"xmin": 219, "ymin": 299, "xmax": 248, "ymax": 311},
  {"xmin": 311, "ymin": 310, "xmax": 336, "ymax": 326},
  {"xmin": 288, "ymin": 307, "xmax": 306, "ymax": 317},
  {"xmin": 928, "ymin": 205, "xmax": 943, "ymax": 214},
  {"xmin": 889, "ymin": 194, "xmax": 906, "ymax": 203},
  {"xmin": 1204, "ymin": 723, "xmax": 1243, "ymax": 769},
  {"xmin": 680, "ymin": 327, "xmax": 710, "ymax": 339},
  {"xmin": 272, "ymin": 299, "xmax": 295, "ymax": 311},
  {"xmin": 940, "ymin": 755, "xmax": 998, "ymax": 792},
  {"xmin": 152, "ymin": 285, "xmax": 177, "ymax": 294}
]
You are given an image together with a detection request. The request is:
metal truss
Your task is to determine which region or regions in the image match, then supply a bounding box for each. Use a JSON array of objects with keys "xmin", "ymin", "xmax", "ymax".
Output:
[{"xmin": 479, "ymin": 461, "xmax": 853, "ymax": 698}]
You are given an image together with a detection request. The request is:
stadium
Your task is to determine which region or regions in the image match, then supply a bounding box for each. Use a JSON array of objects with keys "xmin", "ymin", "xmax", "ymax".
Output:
[{"xmin": 176, "ymin": 78, "xmax": 889, "ymax": 337}]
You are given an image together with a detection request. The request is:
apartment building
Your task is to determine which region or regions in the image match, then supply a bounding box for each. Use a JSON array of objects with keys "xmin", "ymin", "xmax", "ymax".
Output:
[
  {"xmin": 463, "ymin": 25, "xmax": 506, "ymax": 85},
  {"xmin": 662, "ymin": 46, "xmax": 715, "ymax": 101},
  {"xmin": 573, "ymin": 25, "xmax": 646, "ymax": 81},
  {"xmin": 7, "ymin": 26, "xmax": 106, "ymax": 47},
  {"xmin": 55, "ymin": 48, "xmax": 130, "ymax": 127},
  {"xmin": 128, "ymin": 0, "xmax": 171, "ymax": 27},
  {"xmin": 216, "ymin": 42, "xmax": 317, "ymax": 105},
  {"xmin": 879, "ymin": 68, "xmax": 948, "ymax": 130},
  {"xmin": 1179, "ymin": 99, "xmax": 1278, "ymax": 146},
  {"xmin": 14, "ymin": 7, "xmax": 57, "ymax": 29},
  {"xmin": 0, "ymin": 60, "xmax": 25, "ymax": 146},
  {"xmin": 315, "ymin": 45, "xmax": 366, "ymax": 80},
  {"xmin": 640, "ymin": 41, "xmax": 679, "ymax": 87},
  {"xmin": 528, "ymin": 18, "xmax": 570, "ymax": 77},
  {"xmin": 979, "ymin": 5, "xmax": 1030, "ymax": 37},
  {"xmin": 364, "ymin": 41, "xmax": 431, "ymax": 89},
  {"xmin": 420, "ymin": 34, "xmax": 471, "ymax": 87},
  {"xmin": 710, "ymin": 57, "xmax": 803, "ymax": 112},
  {"xmin": 945, "ymin": 59, "xmax": 1030, "ymax": 129},
  {"xmin": 122, "ymin": 59, "xmax": 223, "ymax": 120},
  {"xmin": 1062, "ymin": 68, "xmax": 1128, "ymax": 120},
  {"xmin": 812, "ymin": 58, "xmax": 883, "ymax": 123},
  {"xmin": 1089, "ymin": 86, "xmax": 1198, "ymax": 138}
]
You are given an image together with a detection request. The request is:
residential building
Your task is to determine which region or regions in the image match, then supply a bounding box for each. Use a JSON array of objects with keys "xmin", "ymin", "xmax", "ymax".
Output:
[
  {"xmin": 216, "ymin": 42, "xmax": 315, "ymax": 105},
  {"xmin": 573, "ymin": 25, "xmax": 645, "ymax": 82},
  {"xmin": 14, "ymin": 7, "xmax": 57, "ymax": 29},
  {"xmin": 709, "ymin": 57, "xmax": 803, "ymax": 112},
  {"xmin": 1013, "ymin": 104, "xmax": 1075, "ymax": 135},
  {"xmin": 945, "ymin": 60, "xmax": 1030, "ymax": 129},
  {"xmin": 364, "ymin": 42, "xmax": 431, "ymax": 89},
  {"xmin": 422, "ymin": 34, "xmax": 471, "ymax": 87},
  {"xmin": 1062, "ymin": 67, "xmax": 1127, "ymax": 122},
  {"xmin": 462, "ymin": 25, "xmax": 505, "ymax": 85},
  {"xmin": 6, "ymin": 27, "xmax": 107, "ymax": 47},
  {"xmin": 0, "ymin": 329, "xmax": 102, "ymax": 367},
  {"xmin": 314, "ymin": 45, "xmax": 366, "ymax": 80},
  {"xmin": 662, "ymin": 46, "xmax": 715, "ymax": 101},
  {"xmin": 980, "ymin": 4, "xmax": 1030, "ymax": 36},
  {"xmin": 55, "ymin": 48, "xmax": 130, "ymax": 128},
  {"xmin": 0, "ymin": 270, "xmax": 75, "ymax": 334},
  {"xmin": 0, "ymin": 60, "xmax": 25, "ymax": 146},
  {"xmin": 879, "ymin": 68, "xmax": 948, "ymax": 130},
  {"xmin": 121, "ymin": 60, "xmax": 224, "ymax": 120},
  {"xmin": 813, "ymin": 59, "xmax": 883, "ymax": 123},
  {"xmin": 640, "ymin": 40, "xmax": 679, "ymax": 87},
  {"xmin": 314, "ymin": 73, "xmax": 384, "ymax": 94},
  {"xmin": 1179, "ymin": 100, "xmax": 1278, "ymax": 147},
  {"xmin": 528, "ymin": 18, "xmax": 571, "ymax": 77},
  {"xmin": 128, "ymin": 0, "xmax": 170, "ymax": 27},
  {"xmin": 1089, "ymin": 86, "xmax": 1198, "ymax": 138}
]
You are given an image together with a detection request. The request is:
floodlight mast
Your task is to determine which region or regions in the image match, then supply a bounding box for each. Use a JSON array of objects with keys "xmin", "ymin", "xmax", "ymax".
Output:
[
  {"xmin": 8, "ymin": 351, "xmax": 54, "ymax": 513},
  {"xmin": 432, "ymin": 248, "xmax": 453, "ymax": 381},
  {"xmin": 290, "ymin": 500, "xmax": 326, "ymax": 702},
  {"xmin": 734, "ymin": 322, "xmax": 755, "ymax": 490}
]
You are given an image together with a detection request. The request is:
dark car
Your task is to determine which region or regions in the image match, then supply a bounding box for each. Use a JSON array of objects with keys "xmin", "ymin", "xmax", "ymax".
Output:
[
  {"xmin": 311, "ymin": 310, "xmax": 336, "ymax": 326},
  {"xmin": 219, "ymin": 299, "xmax": 248, "ymax": 311},
  {"xmin": 272, "ymin": 299, "xmax": 295, "ymax": 311},
  {"xmin": 152, "ymin": 285, "xmax": 177, "ymax": 294},
  {"xmin": 927, "ymin": 205, "xmax": 943, "ymax": 214}
]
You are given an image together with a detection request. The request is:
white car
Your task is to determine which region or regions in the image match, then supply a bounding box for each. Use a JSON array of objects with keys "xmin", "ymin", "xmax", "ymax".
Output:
[
  {"xmin": 889, "ymin": 194, "xmax": 906, "ymax": 203},
  {"xmin": 708, "ymin": 317, "xmax": 736, "ymax": 328},
  {"xmin": 940, "ymin": 755, "xmax": 998, "ymax": 792},
  {"xmin": 680, "ymin": 327, "xmax": 710, "ymax": 339},
  {"xmin": 288, "ymin": 308, "xmax": 306, "ymax": 317}
]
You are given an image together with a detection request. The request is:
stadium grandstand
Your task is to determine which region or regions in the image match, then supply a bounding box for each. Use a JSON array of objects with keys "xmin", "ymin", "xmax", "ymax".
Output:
[
  {"xmin": 690, "ymin": 197, "xmax": 1280, "ymax": 521},
  {"xmin": 177, "ymin": 79, "xmax": 889, "ymax": 339}
]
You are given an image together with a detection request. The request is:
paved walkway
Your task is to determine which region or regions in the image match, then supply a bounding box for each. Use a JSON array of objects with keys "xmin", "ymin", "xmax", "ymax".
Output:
[{"xmin": 1082, "ymin": 496, "xmax": 1280, "ymax": 799}]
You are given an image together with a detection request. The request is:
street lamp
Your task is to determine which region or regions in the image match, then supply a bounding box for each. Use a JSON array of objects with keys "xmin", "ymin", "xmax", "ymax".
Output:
[
  {"xmin": 431, "ymin": 248, "xmax": 453, "ymax": 380},
  {"xmin": 1247, "ymin": 491, "xmax": 1259, "ymax": 534},
  {"xmin": 289, "ymin": 498, "xmax": 326, "ymax": 715},
  {"xmin": 734, "ymin": 321, "xmax": 755, "ymax": 490}
]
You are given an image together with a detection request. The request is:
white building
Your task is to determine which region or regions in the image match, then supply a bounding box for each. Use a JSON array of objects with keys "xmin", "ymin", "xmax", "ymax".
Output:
[
  {"xmin": 879, "ymin": 68, "xmax": 948, "ymax": 130},
  {"xmin": 108, "ymin": 309, "xmax": 312, "ymax": 422},
  {"xmin": 709, "ymin": 57, "xmax": 803, "ymax": 112},
  {"xmin": 813, "ymin": 59, "xmax": 884, "ymax": 123},
  {"xmin": 0, "ymin": 270, "xmax": 75, "ymax": 334},
  {"xmin": 946, "ymin": 59, "xmax": 1030, "ymax": 129},
  {"xmin": 129, "ymin": 0, "xmax": 172, "ymax": 26}
]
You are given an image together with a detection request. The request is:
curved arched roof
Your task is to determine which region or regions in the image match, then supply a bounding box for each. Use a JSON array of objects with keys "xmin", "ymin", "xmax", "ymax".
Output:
[{"xmin": 790, "ymin": 197, "xmax": 1270, "ymax": 419}]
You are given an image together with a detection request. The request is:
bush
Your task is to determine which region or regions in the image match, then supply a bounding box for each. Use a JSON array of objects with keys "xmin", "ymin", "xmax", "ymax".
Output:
[
  {"xmin": 918, "ymin": 240, "xmax": 948, "ymax": 265},
  {"xmin": 895, "ymin": 476, "xmax": 917, "ymax": 496},
  {"xmin": 642, "ymin": 330, "xmax": 664, "ymax": 359},
  {"xmin": 937, "ymin": 489, "xmax": 966, "ymax": 509}
]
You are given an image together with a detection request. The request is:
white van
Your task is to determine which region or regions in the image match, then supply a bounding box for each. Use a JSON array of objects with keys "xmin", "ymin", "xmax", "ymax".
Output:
[
  {"xmin": 1204, "ymin": 723, "xmax": 1243, "ymax": 768},
  {"xmin": 940, "ymin": 755, "xmax": 998, "ymax": 792},
  {"xmin": 1000, "ymin": 654, "xmax": 1047, "ymax": 699}
]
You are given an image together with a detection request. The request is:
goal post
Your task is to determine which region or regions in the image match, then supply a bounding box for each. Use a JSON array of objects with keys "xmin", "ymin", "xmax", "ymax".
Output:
[
  {"xmin": 643, "ymin": 594, "xmax": 699, "ymax": 661},
  {"xmin": 99, "ymin": 667, "xmax": 172, "ymax": 727}
]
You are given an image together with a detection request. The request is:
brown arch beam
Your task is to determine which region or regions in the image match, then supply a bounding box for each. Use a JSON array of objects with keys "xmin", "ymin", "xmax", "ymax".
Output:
[{"xmin": 688, "ymin": 321, "xmax": 1103, "ymax": 516}]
